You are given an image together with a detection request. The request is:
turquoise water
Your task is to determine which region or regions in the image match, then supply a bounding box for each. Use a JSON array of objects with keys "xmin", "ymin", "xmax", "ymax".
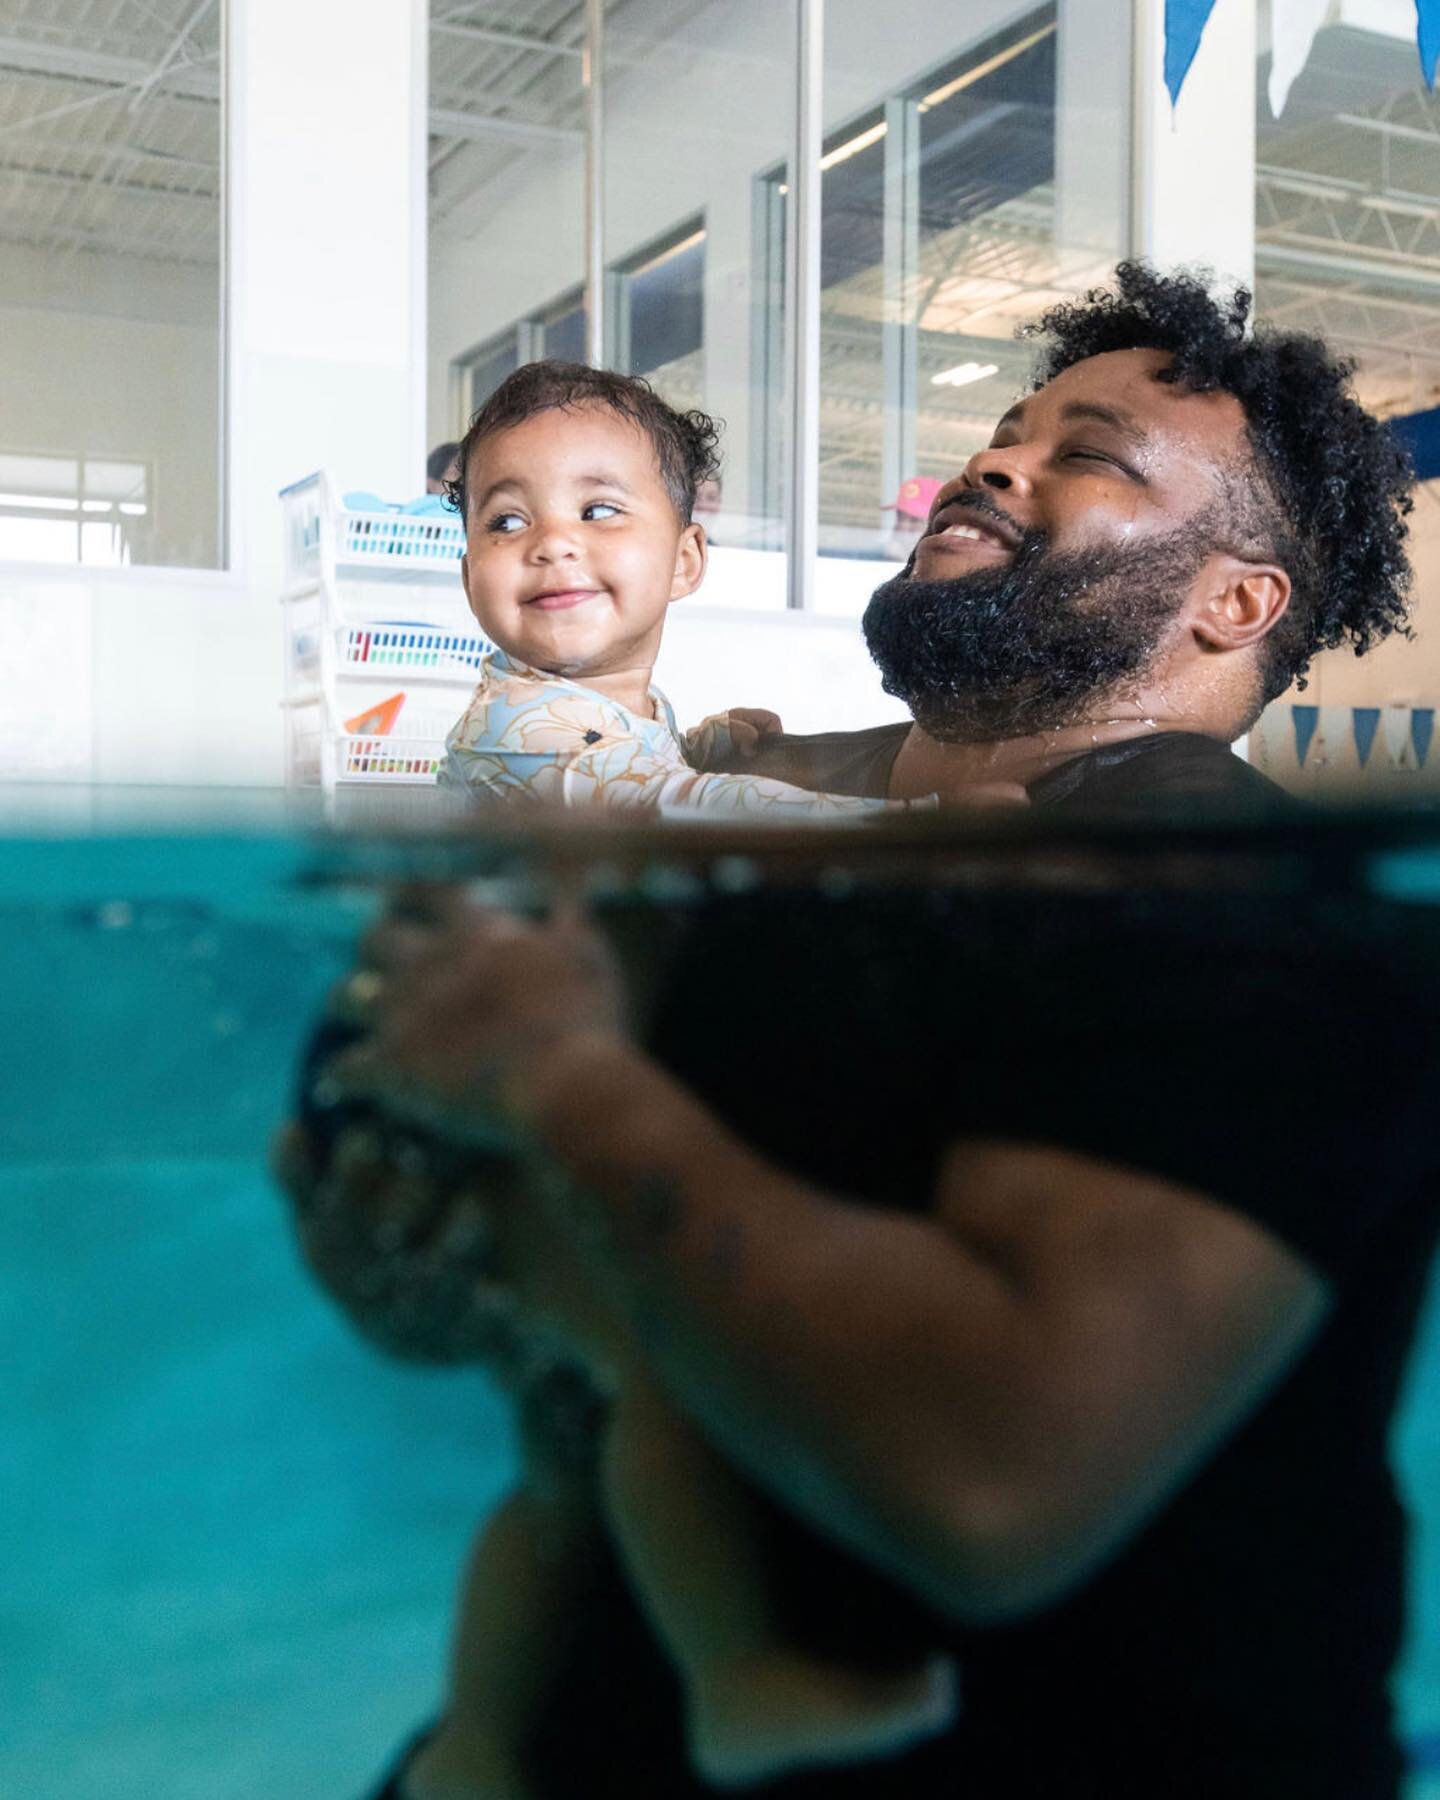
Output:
[{"xmin": 1, "ymin": 819, "xmax": 1437, "ymax": 1797}]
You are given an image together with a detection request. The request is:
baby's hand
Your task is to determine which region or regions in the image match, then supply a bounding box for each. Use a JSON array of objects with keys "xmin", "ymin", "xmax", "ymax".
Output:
[
  {"xmin": 726, "ymin": 706, "xmax": 784, "ymax": 755},
  {"xmin": 684, "ymin": 707, "xmax": 784, "ymax": 769}
]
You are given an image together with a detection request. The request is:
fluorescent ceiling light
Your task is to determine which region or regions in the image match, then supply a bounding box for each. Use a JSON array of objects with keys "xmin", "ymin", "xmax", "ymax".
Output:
[
  {"xmin": 0, "ymin": 492, "xmax": 78, "ymax": 511},
  {"xmin": 931, "ymin": 361, "xmax": 999, "ymax": 388},
  {"xmin": 920, "ymin": 23, "xmax": 1056, "ymax": 111},
  {"xmin": 118, "ymin": 502, "xmax": 148, "ymax": 516},
  {"xmin": 820, "ymin": 121, "xmax": 887, "ymax": 171},
  {"xmin": 81, "ymin": 499, "xmax": 114, "ymax": 513}
]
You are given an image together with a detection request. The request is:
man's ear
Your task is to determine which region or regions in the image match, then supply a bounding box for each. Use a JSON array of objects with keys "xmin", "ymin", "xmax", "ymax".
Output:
[
  {"xmin": 670, "ymin": 520, "xmax": 708, "ymax": 602},
  {"xmin": 1191, "ymin": 557, "xmax": 1291, "ymax": 653}
]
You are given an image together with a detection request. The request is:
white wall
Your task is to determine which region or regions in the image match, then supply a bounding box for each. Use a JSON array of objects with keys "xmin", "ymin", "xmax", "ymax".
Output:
[{"xmin": 0, "ymin": 304, "xmax": 221, "ymax": 571}]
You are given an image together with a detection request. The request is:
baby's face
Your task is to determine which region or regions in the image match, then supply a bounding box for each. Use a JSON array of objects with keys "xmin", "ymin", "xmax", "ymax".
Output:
[{"xmin": 461, "ymin": 404, "xmax": 705, "ymax": 679}]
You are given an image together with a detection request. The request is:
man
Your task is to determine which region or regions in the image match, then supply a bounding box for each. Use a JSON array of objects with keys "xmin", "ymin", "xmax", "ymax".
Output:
[{"xmin": 279, "ymin": 266, "xmax": 1434, "ymax": 1797}]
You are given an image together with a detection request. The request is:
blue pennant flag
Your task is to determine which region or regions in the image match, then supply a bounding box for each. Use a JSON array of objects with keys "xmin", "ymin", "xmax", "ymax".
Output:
[
  {"xmin": 1352, "ymin": 706, "xmax": 1380, "ymax": 767},
  {"xmin": 1413, "ymin": 707, "xmax": 1435, "ymax": 768},
  {"xmin": 1165, "ymin": 0, "xmax": 1221, "ymax": 104},
  {"xmin": 1419, "ymin": 0, "xmax": 1440, "ymax": 85},
  {"xmin": 1292, "ymin": 704, "xmax": 1319, "ymax": 768}
]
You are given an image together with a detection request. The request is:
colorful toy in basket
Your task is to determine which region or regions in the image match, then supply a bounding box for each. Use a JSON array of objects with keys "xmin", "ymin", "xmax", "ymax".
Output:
[{"xmin": 440, "ymin": 362, "xmax": 917, "ymax": 818}]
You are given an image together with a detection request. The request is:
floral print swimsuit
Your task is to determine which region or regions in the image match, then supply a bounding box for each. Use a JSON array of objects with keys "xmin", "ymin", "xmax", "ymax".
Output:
[{"xmin": 441, "ymin": 649, "xmax": 897, "ymax": 816}]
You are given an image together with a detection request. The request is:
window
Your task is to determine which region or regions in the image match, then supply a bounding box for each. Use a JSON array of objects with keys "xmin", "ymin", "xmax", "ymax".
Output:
[
  {"xmin": 0, "ymin": 452, "xmax": 151, "ymax": 568},
  {"xmin": 610, "ymin": 222, "xmax": 706, "ymax": 405},
  {"xmin": 0, "ymin": 4, "xmax": 224, "ymax": 568}
]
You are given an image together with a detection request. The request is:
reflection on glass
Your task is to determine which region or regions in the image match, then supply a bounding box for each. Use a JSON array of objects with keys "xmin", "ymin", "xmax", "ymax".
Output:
[
  {"xmin": 811, "ymin": 2, "xmax": 1127, "ymax": 564},
  {"xmin": 0, "ymin": 7, "xmax": 224, "ymax": 568},
  {"xmin": 1252, "ymin": 13, "xmax": 1440, "ymax": 717}
]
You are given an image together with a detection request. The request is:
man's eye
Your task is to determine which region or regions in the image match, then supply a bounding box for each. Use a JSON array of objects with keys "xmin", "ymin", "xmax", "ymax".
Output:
[
  {"xmin": 583, "ymin": 501, "xmax": 621, "ymax": 521},
  {"xmin": 487, "ymin": 510, "xmax": 526, "ymax": 533}
]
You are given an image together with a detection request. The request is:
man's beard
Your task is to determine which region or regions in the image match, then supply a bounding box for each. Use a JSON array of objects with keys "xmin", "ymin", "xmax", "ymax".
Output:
[{"xmin": 861, "ymin": 518, "xmax": 1216, "ymax": 743}]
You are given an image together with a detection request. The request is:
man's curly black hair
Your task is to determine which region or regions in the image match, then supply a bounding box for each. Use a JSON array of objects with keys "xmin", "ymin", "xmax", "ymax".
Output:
[
  {"xmin": 446, "ymin": 360, "xmax": 722, "ymax": 526},
  {"xmin": 1020, "ymin": 261, "xmax": 1414, "ymax": 704}
]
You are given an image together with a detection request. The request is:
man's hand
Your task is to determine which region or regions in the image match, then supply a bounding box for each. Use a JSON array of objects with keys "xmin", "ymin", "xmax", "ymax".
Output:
[{"xmin": 326, "ymin": 891, "xmax": 629, "ymax": 1141}]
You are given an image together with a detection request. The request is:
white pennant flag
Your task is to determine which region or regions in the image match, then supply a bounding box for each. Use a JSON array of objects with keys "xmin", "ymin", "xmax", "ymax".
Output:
[{"xmin": 1268, "ymin": 0, "xmax": 1337, "ymax": 118}]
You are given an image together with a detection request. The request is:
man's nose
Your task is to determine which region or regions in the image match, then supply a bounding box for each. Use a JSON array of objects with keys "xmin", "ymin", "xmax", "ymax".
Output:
[{"xmin": 961, "ymin": 442, "xmax": 1037, "ymax": 497}]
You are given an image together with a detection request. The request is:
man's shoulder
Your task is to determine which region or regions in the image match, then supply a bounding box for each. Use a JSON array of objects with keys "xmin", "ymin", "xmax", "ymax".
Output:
[
  {"xmin": 1031, "ymin": 731, "xmax": 1297, "ymax": 819},
  {"xmin": 732, "ymin": 721, "xmax": 911, "ymax": 799}
]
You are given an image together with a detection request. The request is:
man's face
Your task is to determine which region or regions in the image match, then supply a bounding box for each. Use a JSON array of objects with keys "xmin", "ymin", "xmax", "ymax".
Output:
[{"xmin": 863, "ymin": 349, "xmax": 1260, "ymax": 741}]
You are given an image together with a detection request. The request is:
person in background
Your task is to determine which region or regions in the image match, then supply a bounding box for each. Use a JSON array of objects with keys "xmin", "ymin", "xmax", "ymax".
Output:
[
  {"xmin": 883, "ymin": 475, "xmax": 942, "ymax": 562},
  {"xmin": 427, "ymin": 441, "xmax": 461, "ymax": 495}
]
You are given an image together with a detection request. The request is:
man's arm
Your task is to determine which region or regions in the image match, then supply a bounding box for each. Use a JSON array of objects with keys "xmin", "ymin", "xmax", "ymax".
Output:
[
  {"xmin": 331, "ymin": 904, "xmax": 1331, "ymax": 1627},
  {"xmin": 516, "ymin": 1040, "xmax": 1329, "ymax": 1622}
]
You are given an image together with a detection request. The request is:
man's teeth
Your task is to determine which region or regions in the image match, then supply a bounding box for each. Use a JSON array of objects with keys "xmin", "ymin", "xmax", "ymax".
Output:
[{"xmin": 942, "ymin": 523, "xmax": 1002, "ymax": 545}]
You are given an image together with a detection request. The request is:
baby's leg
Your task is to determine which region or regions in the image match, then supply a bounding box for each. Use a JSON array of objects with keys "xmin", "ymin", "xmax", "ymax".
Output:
[
  {"xmin": 601, "ymin": 1376, "xmax": 957, "ymax": 1789},
  {"xmin": 408, "ymin": 1363, "xmax": 610, "ymax": 1800}
]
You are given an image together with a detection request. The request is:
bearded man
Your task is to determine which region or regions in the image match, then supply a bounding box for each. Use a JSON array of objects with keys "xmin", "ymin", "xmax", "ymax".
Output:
[{"xmin": 279, "ymin": 266, "xmax": 1435, "ymax": 1800}]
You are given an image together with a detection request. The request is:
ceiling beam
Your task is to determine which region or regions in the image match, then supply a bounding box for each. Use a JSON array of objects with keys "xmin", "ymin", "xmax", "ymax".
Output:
[
  {"xmin": 0, "ymin": 34, "xmax": 579, "ymax": 150},
  {"xmin": 428, "ymin": 106, "xmax": 582, "ymax": 147},
  {"xmin": 431, "ymin": 20, "xmax": 584, "ymax": 59},
  {"xmin": 0, "ymin": 34, "xmax": 219, "ymax": 101},
  {"xmin": 0, "ymin": 160, "xmax": 218, "ymax": 209}
]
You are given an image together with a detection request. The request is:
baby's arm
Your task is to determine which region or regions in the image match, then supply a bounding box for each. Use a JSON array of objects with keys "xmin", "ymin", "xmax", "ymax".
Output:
[{"xmin": 443, "ymin": 675, "xmax": 914, "ymax": 814}]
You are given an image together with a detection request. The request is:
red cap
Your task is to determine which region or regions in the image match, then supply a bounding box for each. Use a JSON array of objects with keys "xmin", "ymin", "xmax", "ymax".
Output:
[{"xmin": 889, "ymin": 476, "xmax": 943, "ymax": 521}]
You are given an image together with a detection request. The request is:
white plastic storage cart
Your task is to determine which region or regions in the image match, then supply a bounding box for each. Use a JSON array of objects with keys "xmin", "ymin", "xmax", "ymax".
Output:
[{"xmin": 279, "ymin": 472, "xmax": 487, "ymax": 793}]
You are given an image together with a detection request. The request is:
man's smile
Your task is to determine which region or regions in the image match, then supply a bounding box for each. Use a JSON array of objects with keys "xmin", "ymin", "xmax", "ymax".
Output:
[{"xmin": 913, "ymin": 495, "xmax": 1025, "ymax": 577}]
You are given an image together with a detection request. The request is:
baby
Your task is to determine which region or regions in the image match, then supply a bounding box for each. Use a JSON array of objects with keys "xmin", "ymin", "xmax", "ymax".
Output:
[
  {"xmin": 430, "ymin": 362, "xmax": 953, "ymax": 1792},
  {"xmin": 438, "ymin": 361, "xmax": 903, "ymax": 818}
]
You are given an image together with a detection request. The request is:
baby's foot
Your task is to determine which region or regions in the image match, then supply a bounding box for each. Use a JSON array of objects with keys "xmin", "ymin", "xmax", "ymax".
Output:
[{"xmin": 687, "ymin": 1651, "xmax": 958, "ymax": 1789}]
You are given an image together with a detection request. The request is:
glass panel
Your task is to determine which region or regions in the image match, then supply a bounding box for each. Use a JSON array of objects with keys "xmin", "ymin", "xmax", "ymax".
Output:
[
  {"xmin": 543, "ymin": 298, "xmax": 588, "ymax": 362},
  {"xmin": 465, "ymin": 336, "xmax": 521, "ymax": 414},
  {"xmin": 815, "ymin": 2, "xmax": 1128, "ymax": 591},
  {"xmin": 0, "ymin": 1, "xmax": 224, "ymax": 568},
  {"xmin": 1253, "ymin": 9, "xmax": 1440, "ymax": 715},
  {"xmin": 430, "ymin": 11, "xmax": 587, "ymax": 440},
  {"xmin": 602, "ymin": 1, "xmax": 796, "ymax": 568},
  {"xmin": 615, "ymin": 225, "xmax": 706, "ymax": 401}
]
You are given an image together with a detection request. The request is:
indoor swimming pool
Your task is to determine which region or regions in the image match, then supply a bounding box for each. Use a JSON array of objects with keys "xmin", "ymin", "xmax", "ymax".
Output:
[{"xmin": 2, "ymin": 800, "xmax": 1438, "ymax": 1798}]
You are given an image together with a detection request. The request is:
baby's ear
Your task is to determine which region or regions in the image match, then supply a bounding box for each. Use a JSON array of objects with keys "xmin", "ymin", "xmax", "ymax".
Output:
[{"xmin": 670, "ymin": 520, "xmax": 707, "ymax": 600}]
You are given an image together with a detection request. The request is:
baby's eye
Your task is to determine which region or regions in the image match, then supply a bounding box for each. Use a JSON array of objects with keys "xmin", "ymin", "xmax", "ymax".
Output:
[
  {"xmin": 582, "ymin": 501, "xmax": 622, "ymax": 521},
  {"xmin": 486, "ymin": 510, "xmax": 526, "ymax": 533}
]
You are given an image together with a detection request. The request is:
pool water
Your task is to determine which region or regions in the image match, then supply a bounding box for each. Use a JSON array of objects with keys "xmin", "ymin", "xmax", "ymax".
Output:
[{"xmin": 1, "ymin": 824, "xmax": 1437, "ymax": 1798}]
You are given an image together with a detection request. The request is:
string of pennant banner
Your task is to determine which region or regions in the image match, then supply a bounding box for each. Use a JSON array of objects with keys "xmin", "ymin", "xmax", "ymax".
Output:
[
  {"xmin": 1250, "ymin": 703, "xmax": 1438, "ymax": 777},
  {"xmin": 1167, "ymin": 0, "xmax": 1440, "ymax": 114}
]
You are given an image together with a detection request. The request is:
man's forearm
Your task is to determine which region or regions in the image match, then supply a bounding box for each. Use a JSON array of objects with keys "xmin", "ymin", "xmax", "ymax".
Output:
[{"xmin": 521, "ymin": 1034, "xmax": 1039, "ymax": 1620}]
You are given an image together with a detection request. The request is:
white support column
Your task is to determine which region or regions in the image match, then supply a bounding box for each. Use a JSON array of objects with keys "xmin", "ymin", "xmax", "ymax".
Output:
[
  {"xmin": 784, "ymin": 0, "xmax": 823, "ymax": 611},
  {"xmin": 1129, "ymin": 0, "xmax": 1256, "ymax": 290},
  {"xmin": 880, "ymin": 95, "xmax": 919, "ymax": 526},
  {"xmin": 226, "ymin": 0, "xmax": 429, "ymax": 604},
  {"xmin": 583, "ymin": 0, "xmax": 606, "ymax": 367}
]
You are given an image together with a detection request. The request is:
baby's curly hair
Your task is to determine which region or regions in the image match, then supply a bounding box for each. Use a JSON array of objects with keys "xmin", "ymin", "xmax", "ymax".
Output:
[
  {"xmin": 1021, "ymin": 261, "xmax": 1415, "ymax": 703},
  {"xmin": 446, "ymin": 360, "xmax": 722, "ymax": 526}
]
